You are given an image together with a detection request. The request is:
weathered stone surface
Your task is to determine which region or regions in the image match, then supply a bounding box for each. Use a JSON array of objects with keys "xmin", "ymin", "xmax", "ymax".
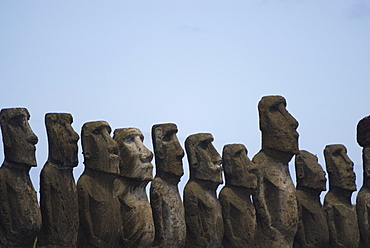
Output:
[
  {"xmin": 252, "ymin": 95, "xmax": 298, "ymax": 248},
  {"xmin": 183, "ymin": 133, "xmax": 223, "ymax": 248},
  {"xmin": 38, "ymin": 113, "xmax": 80, "ymax": 248},
  {"xmin": 77, "ymin": 121, "xmax": 122, "ymax": 248},
  {"xmin": 219, "ymin": 144, "xmax": 257, "ymax": 248},
  {"xmin": 324, "ymin": 144, "xmax": 359, "ymax": 248},
  {"xmin": 113, "ymin": 128, "xmax": 154, "ymax": 248},
  {"xmin": 150, "ymin": 123, "xmax": 186, "ymax": 248},
  {"xmin": 356, "ymin": 116, "xmax": 370, "ymax": 248},
  {"xmin": 0, "ymin": 108, "xmax": 41, "ymax": 247},
  {"xmin": 293, "ymin": 150, "xmax": 329, "ymax": 248}
]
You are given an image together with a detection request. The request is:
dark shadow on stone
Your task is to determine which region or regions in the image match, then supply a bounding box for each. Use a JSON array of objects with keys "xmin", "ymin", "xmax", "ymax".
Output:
[{"xmin": 356, "ymin": 115, "xmax": 370, "ymax": 248}]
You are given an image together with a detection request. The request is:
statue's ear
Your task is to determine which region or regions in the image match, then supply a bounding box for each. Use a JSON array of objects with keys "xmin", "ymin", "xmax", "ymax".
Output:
[
  {"xmin": 187, "ymin": 146, "xmax": 198, "ymax": 169},
  {"xmin": 154, "ymin": 127, "xmax": 164, "ymax": 160},
  {"xmin": 296, "ymin": 155, "xmax": 305, "ymax": 179},
  {"xmin": 81, "ymin": 135, "xmax": 91, "ymax": 159},
  {"xmin": 324, "ymin": 148, "xmax": 333, "ymax": 173}
]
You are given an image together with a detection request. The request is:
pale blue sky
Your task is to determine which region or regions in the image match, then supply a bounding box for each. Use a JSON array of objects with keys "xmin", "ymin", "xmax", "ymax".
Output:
[{"xmin": 1, "ymin": 0, "xmax": 369, "ymax": 202}]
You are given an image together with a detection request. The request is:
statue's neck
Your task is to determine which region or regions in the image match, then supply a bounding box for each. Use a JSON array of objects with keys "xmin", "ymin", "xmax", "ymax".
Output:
[
  {"xmin": 296, "ymin": 186, "xmax": 322, "ymax": 198},
  {"xmin": 2, "ymin": 160, "xmax": 31, "ymax": 173},
  {"xmin": 45, "ymin": 160, "xmax": 74, "ymax": 170},
  {"xmin": 329, "ymin": 187, "xmax": 353, "ymax": 205},
  {"xmin": 262, "ymin": 147, "xmax": 293, "ymax": 164},
  {"xmin": 119, "ymin": 176, "xmax": 149, "ymax": 189},
  {"xmin": 227, "ymin": 184, "xmax": 254, "ymax": 195},
  {"xmin": 193, "ymin": 178, "xmax": 219, "ymax": 193},
  {"xmin": 156, "ymin": 170, "xmax": 181, "ymax": 185}
]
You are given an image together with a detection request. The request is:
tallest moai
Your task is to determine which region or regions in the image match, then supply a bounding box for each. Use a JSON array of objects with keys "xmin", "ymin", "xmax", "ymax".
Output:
[{"xmin": 252, "ymin": 96, "xmax": 299, "ymax": 248}]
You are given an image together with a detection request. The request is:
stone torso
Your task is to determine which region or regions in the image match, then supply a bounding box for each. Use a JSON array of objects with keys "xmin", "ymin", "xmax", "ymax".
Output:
[
  {"xmin": 114, "ymin": 177, "xmax": 154, "ymax": 248},
  {"xmin": 219, "ymin": 186, "xmax": 257, "ymax": 248},
  {"xmin": 0, "ymin": 166, "xmax": 41, "ymax": 247},
  {"xmin": 294, "ymin": 190, "xmax": 329, "ymax": 248},
  {"xmin": 38, "ymin": 164, "xmax": 79, "ymax": 247},
  {"xmin": 184, "ymin": 180, "xmax": 223, "ymax": 248},
  {"xmin": 150, "ymin": 177, "xmax": 186, "ymax": 248},
  {"xmin": 253, "ymin": 151, "xmax": 298, "ymax": 248},
  {"xmin": 324, "ymin": 192, "xmax": 359, "ymax": 248},
  {"xmin": 357, "ymin": 187, "xmax": 370, "ymax": 248},
  {"xmin": 77, "ymin": 171, "xmax": 122, "ymax": 248}
]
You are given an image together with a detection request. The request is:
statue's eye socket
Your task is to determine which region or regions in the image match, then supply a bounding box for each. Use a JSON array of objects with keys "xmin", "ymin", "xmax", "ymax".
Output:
[
  {"xmin": 269, "ymin": 103, "xmax": 281, "ymax": 112},
  {"xmin": 163, "ymin": 133, "xmax": 172, "ymax": 142},
  {"xmin": 7, "ymin": 116, "xmax": 23, "ymax": 128},
  {"xmin": 199, "ymin": 141, "xmax": 208, "ymax": 150},
  {"xmin": 332, "ymin": 150, "xmax": 341, "ymax": 157},
  {"xmin": 233, "ymin": 150, "xmax": 243, "ymax": 158},
  {"xmin": 92, "ymin": 129, "xmax": 100, "ymax": 135},
  {"xmin": 124, "ymin": 135, "xmax": 135, "ymax": 143}
]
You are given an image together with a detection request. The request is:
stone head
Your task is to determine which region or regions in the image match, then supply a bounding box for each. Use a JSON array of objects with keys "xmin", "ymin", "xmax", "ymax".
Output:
[
  {"xmin": 295, "ymin": 150, "xmax": 326, "ymax": 191},
  {"xmin": 0, "ymin": 108, "xmax": 38, "ymax": 167},
  {"xmin": 324, "ymin": 144, "xmax": 356, "ymax": 192},
  {"xmin": 185, "ymin": 133, "xmax": 223, "ymax": 185},
  {"xmin": 357, "ymin": 115, "xmax": 370, "ymax": 148},
  {"xmin": 113, "ymin": 128, "xmax": 153, "ymax": 182},
  {"xmin": 222, "ymin": 144, "xmax": 257, "ymax": 190},
  {"xmin": 152, "ymin": 123, "xmax": 184, "ymax": 178},
  {"xmin": 258, "ymin": 96, "xmax": 299, "ymax": 160},
  {"xmin": 81, "ymin": 121, "xmax": 120, "ymax": 174},
  {"xmin": 45, "ymin": 113, "xmax": 79, "ymax": 168}
]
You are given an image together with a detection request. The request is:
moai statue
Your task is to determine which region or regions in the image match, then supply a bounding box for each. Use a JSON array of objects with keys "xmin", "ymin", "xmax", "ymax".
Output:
[
  {"xmin": 356, "ymin": 116, "xmax": 370, "ymax": 248},
  {"xmin": 113, "ymin": 128, "xmax": 154, "ymax": 248},
  {"xmin": 77, "ymin": 121, "xmax": 122, "ymax": 248},
  {"xmin": 293, "ymin": 150, "xmax": 329, "ymax": 248},
  {"xmin": 324, "ymin": 144, "xmax": 359, "ymax": 248},
  {"xmin": 252, "ymin": 95, "xmax": 299, "ymax": 248},
  {"xmin": 150, "ymin": 123, "xmax": 186, "ymax": 248},
  {"xmin": 0, "ymin": 108, "xmax": 41, "ymax": 247},
  {"xmin": 219, "ymin": 144, "xmax": 258, "ymax": 248},
  {"xmin": 183, "ymin": 133, "xmax": 224, "ymax": 248},
  {"xmin": 37, "ymin": 113, "xmax": 80, "ymax": 248}
]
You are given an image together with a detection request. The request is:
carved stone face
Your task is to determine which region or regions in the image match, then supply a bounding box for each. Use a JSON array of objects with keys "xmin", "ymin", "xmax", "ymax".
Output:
[
  {"xmin": 324, "ymin": 144, "xmax": 356, "ymax": 191},
  {"xmin": 0, "ymin": 108, "xmax": 38, "ymax": 167},
  {"xmin": 185, "ymin": 133, "xmax": 223, "ymax": 185},
  {"xmin": 81, "ymin": 121, "xmax": 120, "ymax": 174},
  {"xmin": 114, "ymin": 128, "xmax": 153, "ymax": 182},
  {"xmin": 152, "ymin": 123, "xmax": 184, "ymax": 178},
  {"xmin": 258, "ymin": 96, "xmax": 299, "ymax": 156},
  {"xmin": 295, "ymin": 150, "xmax": 327, "ymax": 191},
  {"xmin": 222, "ymin": 144, "xmax": 257, "ymax": 190},
  {"xmin": 45, "ymin": 113, "xmax": 79, "ymax": 167}
]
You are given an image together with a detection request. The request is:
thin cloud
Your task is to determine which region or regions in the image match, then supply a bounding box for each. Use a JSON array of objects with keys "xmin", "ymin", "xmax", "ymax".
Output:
[{"xmin": 347, "ymin": 2, "xmax": 370, "ymax": 19}]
